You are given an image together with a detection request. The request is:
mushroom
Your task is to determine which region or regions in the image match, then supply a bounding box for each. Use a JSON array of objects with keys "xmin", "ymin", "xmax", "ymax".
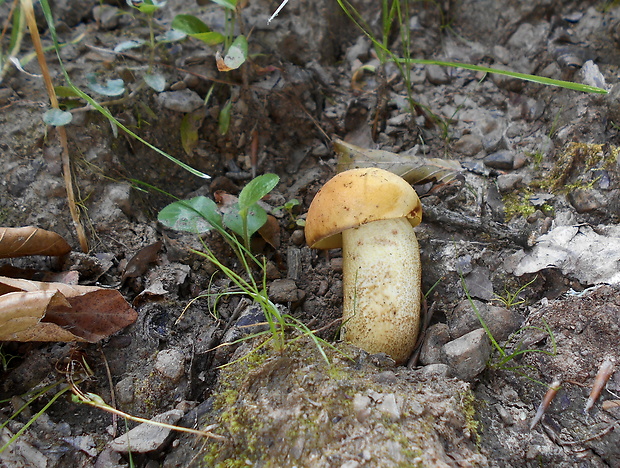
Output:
[{"xmin": 305, "ymin": 167, "xmax": 423, "ymax": 364}]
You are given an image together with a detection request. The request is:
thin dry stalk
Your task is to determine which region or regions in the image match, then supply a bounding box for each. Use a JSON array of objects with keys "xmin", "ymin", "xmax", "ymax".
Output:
[{"xmin": 20, "ymin": 0, "xmax": 88, "ymax": 252}]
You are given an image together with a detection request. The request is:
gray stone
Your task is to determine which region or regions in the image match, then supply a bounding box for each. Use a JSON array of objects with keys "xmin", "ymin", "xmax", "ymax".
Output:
[
  {"xmin": 426, "ymin": 65, "xmax": 451, "ymax": 85},
  {"xmin": 442, "ymin": 328, "xmax": 492, "ymax": 381},
  {"xmin": 462, "ymin": 266, "xmax": 495, "ymax": 301},
  {"xmin": 156, "ymin": 90, "xmax": 204, "ymax": 113},
  {"xmin": 109, "ymin": 409, "xmax": 183, "ymax": 453},
  {"xmin": 497, "ymin": 174, "xmax": 523, "ymax": 193},
  {"xmin": 419, "ymin": 323, "xmax": 450, "ymax": 365},
  {"xmin": 449, "ymin": 299, "xmax": 523, "ymax": 342},
  {"xmin": 115, "ymin": 377, "xmax": 135, "ymax": 405},
  {"xmin": 568, "ymin": 189, "xmax": 605, "ymax": 213},
  {"xmin": 268, "ymin": 278, "xmax": 306, "ymax": 303},
  {"xmin": 453, "ymin": 135, "xmax": 484, "ymax": 156},
  {"xmin": 416, "ymin": 363, "xmax": 451, "ymax": 379},
  {"xmin": 154, "ymin": 349, "xmax": 185, "ymax": 382},
  {"xmin": 484, "ymin": 150, "xmax": 516, "ymax": 170}
]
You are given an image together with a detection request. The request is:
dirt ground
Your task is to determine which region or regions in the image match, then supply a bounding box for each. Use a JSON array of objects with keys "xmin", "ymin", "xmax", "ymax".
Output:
[{"xmin": 1, "ymin": 0, "xmax": 620, "ymax": 467}]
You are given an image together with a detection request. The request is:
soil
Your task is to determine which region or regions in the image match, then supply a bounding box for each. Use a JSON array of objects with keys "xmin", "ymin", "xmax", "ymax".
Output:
[{"xmin": 1, "ymin": 0, "xmax": 620, "ymax": 467}]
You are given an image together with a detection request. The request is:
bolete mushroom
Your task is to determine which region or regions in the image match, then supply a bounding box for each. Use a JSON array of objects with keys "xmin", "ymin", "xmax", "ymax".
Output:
[{"xmin": 305, "ymin": 167, "xmax": 422, "ymax": 364}]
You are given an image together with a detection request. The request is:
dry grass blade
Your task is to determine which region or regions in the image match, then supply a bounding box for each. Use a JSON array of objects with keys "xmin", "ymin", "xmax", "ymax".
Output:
[{"xmin": 0, "ymin": 226, "xmax": 71, "ymax": 258}]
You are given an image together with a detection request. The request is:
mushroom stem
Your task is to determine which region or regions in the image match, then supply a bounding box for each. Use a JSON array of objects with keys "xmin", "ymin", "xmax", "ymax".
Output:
[{"xmin": 342, "ymin": 218, "xmax": 422, "ymax": 364}]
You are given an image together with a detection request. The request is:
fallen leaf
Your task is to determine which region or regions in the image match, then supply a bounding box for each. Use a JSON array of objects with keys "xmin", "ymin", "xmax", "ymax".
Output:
[
  {"xmin": 0, "ymin": 227, "xmax": 71, "ymax": 258},
  {"xmin": 334, "ymin": 139, "xmax": 463, "ymax": 185},
  {"xmin": 257, "ymin": 215, "xmax": 281, "ymax": 249},
  {"xmin": 122, "ymin": 241, "xmax": 162, "ymax": 281},
  {"xmin": 0, "ymin": 276, "xmax": 138, "ymax": 342}
]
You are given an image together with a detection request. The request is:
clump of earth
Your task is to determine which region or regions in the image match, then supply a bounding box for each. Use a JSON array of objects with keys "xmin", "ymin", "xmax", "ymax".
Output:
[{"xmin": 1, "ymin": 0, "xmax": 620, "ymax": 467}]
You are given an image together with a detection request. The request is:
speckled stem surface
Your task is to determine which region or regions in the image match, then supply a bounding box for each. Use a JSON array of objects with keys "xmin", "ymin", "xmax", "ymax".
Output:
[{"xmin": 342, "ymin": 217, "xmax": 421, "ymax": 364}]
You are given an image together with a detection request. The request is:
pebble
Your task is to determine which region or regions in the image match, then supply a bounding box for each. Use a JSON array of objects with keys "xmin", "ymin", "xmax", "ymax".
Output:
[
  {"xmin": 426, "ymin": 65, "xmax": 451, "ymax": 85},
  {"xmin": 416, "ymin": 363, "xmax": 450, "ymax": 379},
  {"xmin": 93, "ymin": 5, "xmax": 122, "ymax": 29},
  {"xmin": 512, "ymin": 152, "xmax": 528, "ymax": 169},
  {"xmin": 108, "ymin": 409, "xmax": 184, "ymax": 453},
  {"xmin": 568, "ymin": 188, "xmax": 605, "ymax": 213},
  {"xmin": 449, "ymin": 299, "xmax": 522, "ymax": 342},
  {"xmin": 462, "ymin": 266, "xmax": 495, "ymax": 301},
  {"xmin": 442, "ymin": 328, "xmax": 492, "ymax": 381},
  {"xmin": 497, "ymin": 174, "xmax": 523, "ymax": 193},
  {"xmin": 290, "ymin": 229, "xmax": 305, "ymax": 246},
  {"xmin": 453, "ymin": 134, "xmax": 484, "ymax": 156},
  {"xmin": 484, "ymin": 150, "xmax": 516, "ymax": 170},
  {"xmin": 268, "ymin": 278, "xmax": 305, "ymax": 303},
  {"xmin": 419, "ymin": 323, "xmax": 450, "ymax": 365},
  {"xmin": 481, "ymin": 130, "xmax": 506, "ymax": 153},
  {"xmin": 115, "ymin": 376, "xmax": 135, "ymax": 405},
  {"xmin": 154, "ymin": 349, "xmax": 185, "ymax": 382},
  {"xmin": 156, "ymin": 89, "xmax": 204, "ymax": 113}
]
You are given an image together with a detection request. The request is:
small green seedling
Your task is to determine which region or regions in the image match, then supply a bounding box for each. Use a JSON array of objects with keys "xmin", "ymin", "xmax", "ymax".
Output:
[
  {"xmin": 158, "ymin": 173, "xmax": 279, "ymax": 252},
  {"xmin": 462, "ymin": 277, "xmax": 556, "ymax": 384},
  {"xmin": 493, "ymin": 276, "xmax": 537, "ymax": 308},
  {"xmin": 274, "ymin": 198, "xmax": 305, "ymax": 228},
  {"xmin": 157, "ymin": 174, "xmax": 338, "ymax": 362}
]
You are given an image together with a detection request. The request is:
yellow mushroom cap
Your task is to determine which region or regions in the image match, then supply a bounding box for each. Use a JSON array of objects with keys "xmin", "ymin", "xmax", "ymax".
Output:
[{"xmin": 305, "ymin": 167, "xmax": 422, "ymax": 249}]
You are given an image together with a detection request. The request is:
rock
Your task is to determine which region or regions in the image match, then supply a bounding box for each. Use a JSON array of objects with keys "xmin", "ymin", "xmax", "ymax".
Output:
[
  {"xmin": 497, "ymin": 174, "xmax": 523, "ymax": 193},
  {"xmin": 108, "ymin": 409, "xmax": 184, "ymax": 453},
  {"xmin": 442, "ymin": 328, "xmax": 492, "ymax": 381},
  {"xmin": 154, "ymin": 349, "xmax": 185, "ymax": 382},
  {"xmin": 115, "ymin": 376, "xmax": 135, "ymax": 405},
  {"xmin": 416, "ymin": 363, "xmax": 450, "ymax": 378},
  {"xmin": 462, "ymin": 266, "xmax": 495, "ymax": 301},
  {"xmin": 345, "ymin": 36, "xmax": 370, "ymax": 64},
  {"xmin": 568, "ymin": 188, "xmax": 605, "ymax": 213},
  {"xmin": 481, "ymin": 130, "xmax": 506, "ymax": 153},
  {"xmin": 426, "ymin": 65, "xmax": 451, "ymax": 85},
  {"xmin": 93, "ymin": 5, "xmax": 122, "ymax": 29},
  {"xmin": 453, "ymin": 135, "xmax": 484, "ymax": 156},
  {"xmin": 484, "ymin": 150, "xmax": 516, "ymax": 170},
  {"xmin": 268, "ymin": 278, "xmax": 306, "ymax": 303},
  {"xmin": 512, "ymin": 152, "xmax": 528, "ymax": 169},
  {"xmin": 419, "ymin": 323, "xmax": 450, "ymax": 365},
  {"xmin": 156, "ymin": 90, "xmax": 204, "ymax": 113},
  {"xmin": 290, "ymin": 229, "xmax": 305, "ymax": 245},
  {"xmin": 449, "ymin": 299, "xmax": 523, "ymax": 342}
]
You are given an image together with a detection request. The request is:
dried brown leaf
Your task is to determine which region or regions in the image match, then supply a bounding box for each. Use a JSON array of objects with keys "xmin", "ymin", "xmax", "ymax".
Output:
[
  {"xmin": 0, "ymin": 227, "xmax": 71, "ymax": 258},
  {"xmin": 0, "ymin": 276, "xmax": 138, "ymax": 342},
  {"xmin": 122, "ymin": 241, "xmax": 162, "ymax": 281},
  {"xmin": 334, "ymin": 139, "xmax": 463, "ymax": 185}
]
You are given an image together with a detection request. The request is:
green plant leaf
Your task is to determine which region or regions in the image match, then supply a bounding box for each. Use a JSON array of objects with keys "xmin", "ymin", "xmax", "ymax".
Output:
[
  {"xmin": 171, "ymin": 16, "xmax": 224, "ymax": 45},
  {"xmin": 223, "ymin": 202, "xmax": 267, "ymax": 237},
  {"xmin": 158, "ymin": 196, "xmax": 223, "ymax": 233},
  {"xmin": 211, "ymin": 0, "xmax": 237, "ymax": 10},
  {"xmin": 54, "ymin": 86, "xmax": 80, "ymax": 98},
  {"xmin": 126, "ymin": 0, "xmax": 167, "ymax": 14},
  {"xmin": 43, "ymin": 108, "xmax": 72, "ymax": 126},
  {"xmin": 86, "ymin": 74, "xmax": 125, "ymax": 96},
  {"xmin": 144, "ymin": 73, "xmax": 166, "ymax": 92},
  {"xmin": 218, "ymin": 100, "xmax": 232, "ymax": 135},
  {"xmin": 114, "ymin": 39, "xmax": 145, "ymax": 53},
  {"xmin": 171, "ymin": 14, "xmax": 210, "ymax": 34},
  {"xmin": 180, "ymin": 110, "xmax": 205, "ymax": 155},
  {"xmin": 216, "ymin": 35, "xmax": 247, "ymax": 71},
  {"xmin": 238, "ymin": 173, "xmax": 279, "ymax": 211}
]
